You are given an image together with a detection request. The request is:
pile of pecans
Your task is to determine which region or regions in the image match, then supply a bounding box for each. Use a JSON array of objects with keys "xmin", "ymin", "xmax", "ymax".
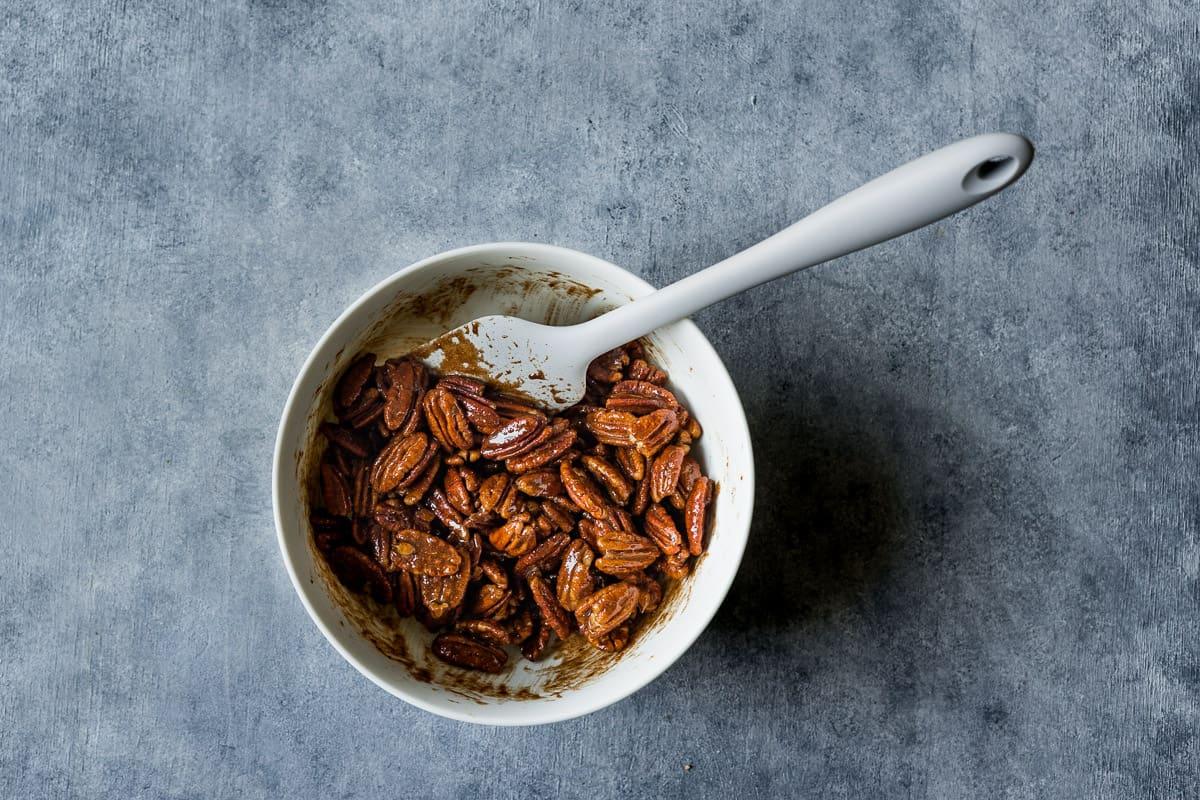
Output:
[{"xmin": 310, "ymin": 341, "xmax": 715, "ymax": 673}]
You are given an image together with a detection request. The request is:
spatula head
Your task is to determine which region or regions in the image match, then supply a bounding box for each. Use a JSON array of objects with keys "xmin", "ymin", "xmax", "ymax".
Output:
[{"xmin": 411, "ymin": 315, "xmax": 588, "ymax": 411}]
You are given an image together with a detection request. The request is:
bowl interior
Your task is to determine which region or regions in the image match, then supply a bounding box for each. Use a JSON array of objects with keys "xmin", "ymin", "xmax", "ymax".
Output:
[{"xmin": 274, "ymin": 243, "xmax": 754, "ymax": 724}]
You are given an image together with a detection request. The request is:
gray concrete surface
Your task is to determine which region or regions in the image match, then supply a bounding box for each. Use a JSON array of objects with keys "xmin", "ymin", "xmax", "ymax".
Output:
[{"xmin": 2, "ymin": 1, "xmax": 1198, "ymax": 797}]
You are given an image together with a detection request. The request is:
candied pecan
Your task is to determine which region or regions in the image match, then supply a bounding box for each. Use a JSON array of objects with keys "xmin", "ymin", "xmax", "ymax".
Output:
[
  {"xmin": 585, "ymin": 408, "xmax": 637, "ymax": 447},
  {"xmin": 559, "ymin": 459, "xmax": 608, "ymax": 518},
  {"xmin": 632, "ymin": 409, "xmax": 680, "ymax": 457},
  {"xmin": 381, "ymin": 359, "xmax": 426, "ymax": 431},
  {"xmin": 586, "ymin": 347, "xmax": 627, "ymax": 383},
  {"xmin": 577, "ymin": 517, "xmax": 606, "ymax": 551},
  {"xmin": 470, "ymin": 583, "xmax": 511, "ymax": 618},
  {"xmin": 630, "ymin": 474, "xmax": 651, "ymax": 515},
  {"xmin": 488, "ymin": 516, "xmax": 537, "ymax": 556},
  {"xmin": 423, "ymin": 385, "xmax": 474, "ymax": 451},
  {"xmin": 370, "ymin": 432, "xmax": 434, "ymax": 493},
  {"xmin": 606, "ymin": 380, "xmax": 678, "ymax": 414},
  {"xmin": 521, "ymin": 621, "xmax": 553, "ymax": 661},
  {"xmin": 514, "ymin": 532, "xmax": 571, "ymax": 576},
  {"xmin": 320, "ymin": 462, "xmax": 352, "ymax": 517},
  {"xmin": 575, "ymin": 581, "xmax": 639, "ymax": 640},
  {"xmin": 660, "ymin": 549, "xmax": 690, "ymax": 579},
  {"xmin": 685, "ymin": 476, "xmax": 713, "ymax": 556},
  {"xmin": 479, "ymin": 559, "xmax": 509, "ymax": 589},
  {"xmin": 615, "ymin": 446, "xmax": 645, "ymax": 481},
  {"xmin": 479, "ymin": 416, "xmax": 549, "ymax": 460},
  {"xmin": 328, "ymin": 546, "xmax": 392, "ymax": 603},
  {"xmin": 507, "ymin": 607, "xmax": 535, "ymax": 644},
  {"xmin": 351, "ymin": 461, "xmax": 372, "ymax": 517},
  {"xmin": 495, "ymin": 479, "xmax": 524, "ymax": 519},
  {"xmin": 625, "ymin": 571, "xmax": 663, "ymax": 613},
  {"xmin": 539, "ymin": 497, "xmax": 576, "ymax": 532},
  {"xmin": 627, "ymin": 358, "xmax": 667, "ymax": 385},
  {"xmin": 684, "ymin": 415, "xmax": 702, "ymax": 441},
  {"xmin": 432, "ymin": 632, "xmax": 507, "ymax": 674},
  {"xmin": 344, "ymin": 387, "xmax": 385, "ymax": 429},
  {"xmin": 393, "ymin": 571, "xmax": 417, "ymax": 616},
  {"xmin": 678, "ymin": 456, "xmax": 703, "ymax": 496},
  {"xmin": 457, "ymin": 393, "xmax": 503, "ymax": 434},
  {"xmin": 650, "ymin": 444, "xmax": 688, "ymax": 503},
  {"xmin": 418, "ymin": 545, "xmax": 470, "ymax": 619},
  {"xmin": 643, "ymin": 502, "xmax": 684, "ymax": 556},
  {"xmin": 556, "ymin": 539, "xmax": 596, "ymax": 611},
  {"xmin": 367, "ymin": 523, "xmax": 393, "ymax": 570},
  {"xmin": 439, "ymin": 375, "xmax": 486, "ymax": 397},
  {"xmin": 581, "ymin": 454, "xmax": 632, "ymax": 504},
  {"xmin": 389, "ymin": 528, "xmax": 462, "ymax": 576},
  {"xmin": 373, "ymin": 503, "xmax": 414, "ymax": 531},
  {"xmin": 595, "ymin": 530, "xmax": 659, "ymax": 576},
  {"xmin": 491, "ymin": 393, "xmax": 547, "ymax": 421},
  {"xmin": 402, "ymin": 451, "xmax": 441, "ymax": 505},
  {"xmin": 456, "ymin": 618, "xmax": 510, "ymax": 646},
  {"xmin": 443, "ymin": 466, "xmax": 476, "ymax": 516},
  {"xmin": 590, "ymin": 624, "xmax": 630, "ymax": 652},
  {"xmin": 505, "ymin": 428, "xmax": 577, "ymax": 473},
  {"xmin": 426, "ymin": 488, "xmax": 467, "ymax": 538},
  {"xmin": 529, "ymin": 574, "xmax": 572, "ymax": 639},
  {"xmin": 477, "ymin": 473, "xmax": 510, "ymax": 513},
  {"xmin": 335, "ymin": 353, "xmax": 376, "ymax": 410},
  {"xmin": 320, "ymin": 422, "xmax": 369, "ymax": 458},
  {"xmin": 514, "ymin": 469, "xmax": 563, "ymax": 498}
]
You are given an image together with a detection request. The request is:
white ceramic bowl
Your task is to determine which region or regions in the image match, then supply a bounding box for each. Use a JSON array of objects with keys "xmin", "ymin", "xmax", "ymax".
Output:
[{"xmin": 272, "ymin": 242, "xmax": 754, "ymax": 725}]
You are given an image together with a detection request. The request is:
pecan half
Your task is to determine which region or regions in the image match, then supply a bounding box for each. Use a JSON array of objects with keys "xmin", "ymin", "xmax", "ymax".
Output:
[
  {"xmin": 625, "ymin": 571, "xmax": 663, "ymax": 613},
  {"xmin": 627, "ymin": 358, "xmax": 667, "ymax": 385},
  {"xmin": 391, "ymin": 528, "xmax": 462, "ymax": 576},
  {"xmin": 393, "ymin": 571, "xmax": 417, "ymax": 616},
  {"xmin": 581, "ymin": 454, "xmax": 632, "ymax": 504},
  {"xmin": 335, "ymin": 353, "xmax": 376, "ymax": 410},
  {"xmin": 584, "ymin": 408, "xmax": 637, "ymax": 447},
  {"xmin": 402, "ymin": 451, "xmax": 441, "ymax": 505},
  {"xmin": 488, "ymin": 516, "xmax": 537, "ymax": 556},
  {"xmin": 320, "ymin": 422, "xmax": 369, "ymax": 458},
  {"xmin": 643, "ymin": 502, "xmax": 684, "ymax": 556},
  {"xmin": 443, "ymin": 466, "xmax": 476, "ymax": 516},
  {"xmin": 556, "ymin": 539, "xmax": 596, "ymax": 612},
  {"xmin": 477, "ymin": 473, "xmax": 510, "ymax": 513},
  {"xmin": 321, "ymin": 462, "xmax": 352, "ymax": 517},
  {"xmin": 594, "ymin": 530, "xmax": 659, "ymax": 576},
  {"xmin": 328, "ymin": 546, "xmax": 392, "ymax": 603},
  {"xmin": 456, "ymin": 393, "xmax": 503, "ymax": 434},
  {"xmin": 615, "ymin": 446, "xmax": 645, "ymax": 481},
  {"xmin": 479, "ymin": 416, "xmax": 549, "ymax": 460},
  {"xmin": 381, "ymin": 359, "xmax": 426, "ymax": 431},
  {"xmin": 630, "ymin": 474, "xmax": 651, "ymax": 515},
  {"xmin": 521, "ymin": 621, "xmax": 553, "ymax": 661},
  {"xmin": 632, "ymin": 409, "xmax": 680, "ymax": 457},
  {"xmin": 505, "ymin": 428, "xmax": 577, "ymax": 473},
  {"xmin": 470, "ymin": 583, "xmax": 511, "ymax": 618},
  {"xmin": 528, "ymin": 574, "xmax": 572, "ymax": 639},
  {"xmin": 514, "ymin": 469, "xmax": 563, "ymax": 498},
  {"xmin": 650, "ymin": 444, "xmax": 688, "ymax": 503},
  {"xmin": 370, "ymin": 432, "xmax": 434, "ymax": 493},
  {"xmin": 432, "ymin": 632, "xmax": 507, "ymax": 673},
  {"xmin": 418, "ymin": 545, "xmax": 470, "ymax": 619},
  {"xmin": 575, "ymin": 581, "xmax": 639, "ymax": 640},
  {"xmin": 559, "ymin": 459, "xmax": 608, "ymax": 518},
  {"xmin": 590, "ymin": 624, "xmax": 630, "ymax": 652},
  {"xmin": 514, "ymin": 532, "xmax": 571, "ymax": 577},
  {"xmin": 606, "ymin": 380, "xmax": 678, "ymax": 414},
  {"xmin": 685, "ymin": 476, "xmax": 713, "ymax": 556},
  {"xmin": 456, "ymin": 619, "xmax": 510, "ymax": 646},
  {"xmin": 423, "ymin": 385, "xmax": 474, "ymax": 451}
]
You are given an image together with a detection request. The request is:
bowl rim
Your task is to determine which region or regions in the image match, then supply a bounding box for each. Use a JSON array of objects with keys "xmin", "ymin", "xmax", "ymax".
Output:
[{"xmin": 272, "ymin": 241, "xmax": 755, "ymax": 725}]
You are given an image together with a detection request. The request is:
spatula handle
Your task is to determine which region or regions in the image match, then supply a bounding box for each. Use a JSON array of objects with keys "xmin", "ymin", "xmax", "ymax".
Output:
[{"xmin": 573, "ymin": 132, "xmax": 1033, "ymax": 357}]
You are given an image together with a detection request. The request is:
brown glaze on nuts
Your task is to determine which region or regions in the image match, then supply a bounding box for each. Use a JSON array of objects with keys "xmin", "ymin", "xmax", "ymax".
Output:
[{"xmin": 310, "ymin": 341, "xmax": 716, "ymax": 674}]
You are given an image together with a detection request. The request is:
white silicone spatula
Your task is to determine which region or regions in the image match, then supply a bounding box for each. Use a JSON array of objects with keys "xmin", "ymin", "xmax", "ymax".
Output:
[{"xmin": 415, "ymin": 133, "xmax": 1034, "ymax": 409}]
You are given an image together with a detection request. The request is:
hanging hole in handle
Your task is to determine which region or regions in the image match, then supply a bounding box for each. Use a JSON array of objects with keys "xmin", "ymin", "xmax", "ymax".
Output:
[{"xmin": 962, "ymin": 155, "xmax": 1020, "ymax": 194}]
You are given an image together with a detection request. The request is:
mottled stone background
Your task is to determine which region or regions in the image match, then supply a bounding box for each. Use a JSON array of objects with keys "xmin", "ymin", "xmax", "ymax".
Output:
[{"xmin": 2, "ymin": 1, "xmax": 1197, "ymax": 797}]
